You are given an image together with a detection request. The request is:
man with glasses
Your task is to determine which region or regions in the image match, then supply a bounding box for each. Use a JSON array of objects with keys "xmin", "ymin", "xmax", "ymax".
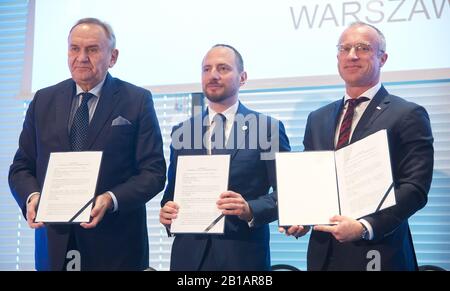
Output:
[{"xmin": 282, "ymin": 22, "xmax": 433, "ymax": 271}]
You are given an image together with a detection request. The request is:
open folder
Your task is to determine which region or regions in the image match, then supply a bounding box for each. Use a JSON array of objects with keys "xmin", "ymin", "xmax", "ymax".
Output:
[{"xmin": 276, "ymin": 130, "xmax": 396, "ymax": 226}]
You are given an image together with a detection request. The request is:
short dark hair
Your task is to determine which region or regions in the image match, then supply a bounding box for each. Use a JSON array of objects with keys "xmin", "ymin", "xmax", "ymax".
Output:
[
  {"xmin": 69, "ymin": 18, "xmax": 116, "ymax": 49},
  {"xmin": 212, "ymin": 44, "xmax": 244, "ymax": 72}
]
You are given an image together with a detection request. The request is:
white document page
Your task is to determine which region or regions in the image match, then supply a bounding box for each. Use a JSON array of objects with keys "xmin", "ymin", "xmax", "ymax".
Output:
[
  {"xmin": 171, "ymin": 155, "xmax": 230, "ymax": 234},
  {"xmin": 276, "ymin": 151, "xmax": 340, "ymax": 226},
  {"xmin": 335, "ymin": 130, "xmax": 396, "ymax": 219},
  {"xmin": 35, "ymin": 151, "xmax": 102, "ymax": 223}
]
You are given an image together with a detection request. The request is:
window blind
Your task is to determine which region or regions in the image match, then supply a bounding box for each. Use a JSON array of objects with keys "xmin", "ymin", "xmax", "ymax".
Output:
[{"xmin": 0, "ymin": 0, "xmax": 35, "ymax": 270}]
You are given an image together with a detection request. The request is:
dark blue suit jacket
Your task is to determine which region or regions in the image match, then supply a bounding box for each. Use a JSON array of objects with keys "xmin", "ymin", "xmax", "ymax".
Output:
[
  {"xmin": 9, "ymin": 74, "xmax": 166, "ymax": 271},
  {"xmin": 304, "ymin": 86, "xmax": 434, "ymax": 271},
  {"xmin": 161, "ymin": 102, "xmax": 290, "ymax": 271}
]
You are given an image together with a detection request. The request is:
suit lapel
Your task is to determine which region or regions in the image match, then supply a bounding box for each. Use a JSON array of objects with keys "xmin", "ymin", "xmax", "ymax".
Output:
[
  {"xmin": 85, "ymin": 74, "xmax": 121, "ymax": 149},
  {"xmin": 198, "ymin": 110, "xmax": 208, "ymax": 155},
  {"xmin": 227, "ymin": 103, "xmax": 252, "ymax": 161},
  {"xmin": 351, "ymin": 86, "xmax": 390, "ymax": 142},
  {"xmin": 55, "ymin": 80, "xmax": 76, "ymax": 151},
  {"xmin": 329, "ymin": 99, "xmax": 344, "ymax": 149}
]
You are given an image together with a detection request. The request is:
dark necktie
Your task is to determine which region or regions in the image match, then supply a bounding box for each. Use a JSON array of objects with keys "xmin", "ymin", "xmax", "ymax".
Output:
[
  {"xmin": 210, "ymin": 113, "xmax": 226, "ymax": 154},
  {"xmin": 336, "ymin": 97, "xmax": 369, "ymax": 150},
  {"xmin": 70, "ymin": 92, "xmax": 93, "ymax": 151}
]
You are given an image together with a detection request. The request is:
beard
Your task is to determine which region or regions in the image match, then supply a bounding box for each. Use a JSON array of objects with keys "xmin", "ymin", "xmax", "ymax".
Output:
[
  {"xmin": 203, "ymin": 84, "xmax": 239, "ymax": 104},
  {"xmin": 205, "ymin": 92, "xmax": 230, "ymax": 103}
]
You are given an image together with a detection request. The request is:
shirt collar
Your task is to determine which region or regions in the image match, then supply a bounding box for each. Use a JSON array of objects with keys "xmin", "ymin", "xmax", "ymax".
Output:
[
  {"xmin": 344, "ymin": 81, "xmax": 381, "ymax": 102},
  {"xmin": 207, "ymin": 100, "xmax": 239, "ymax": 125},
  {"xmin": 75, "ymin": 75, "xmax": 107, "ymax": 98}
]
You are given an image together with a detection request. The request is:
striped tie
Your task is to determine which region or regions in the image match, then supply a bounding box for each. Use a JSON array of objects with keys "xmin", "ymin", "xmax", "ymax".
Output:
[
  {"xmin": 336, "ymin": 97, "xmax": 369, "ymax": 150},
  {"xmin": 70, "ymin": 92, "xmax": 93, "ymax": 151}
]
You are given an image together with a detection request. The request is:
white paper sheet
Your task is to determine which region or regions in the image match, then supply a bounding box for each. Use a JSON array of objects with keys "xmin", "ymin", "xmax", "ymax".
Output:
[
  {"xmin": 336, "ymin": 130, "xmax": 396, "ymax": 219},
  {"xmin": 35, "ymin": 151, "xmax": 102, "ymax": 223},
  {"xmin": 277, "ymin": 151, "xmax": 340, "ymax": 226},
  {"xmin": 170, "ymin": 155, "xmax": 230, "ymax": 234}
]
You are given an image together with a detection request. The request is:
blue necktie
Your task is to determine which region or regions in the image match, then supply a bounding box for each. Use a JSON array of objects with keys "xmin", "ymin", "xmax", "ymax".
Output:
[
  {"xmin": 70, "ymin": 93, "xmax": 93, "ymax": 151},
  {"xmin": 210, "ymin": 113, "xmax": 226, "ymax": 154}
]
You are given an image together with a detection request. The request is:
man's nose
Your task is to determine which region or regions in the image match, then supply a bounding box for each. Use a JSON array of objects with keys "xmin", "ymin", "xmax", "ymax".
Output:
[
  {"xmin": 208, "ymin": 67, "xmax": 221, "ymax": 79},
  {"xmin": 78, "ymin": 50, "xmax": 89, "ymax": 61},
  {"xmin": 347, "ymin": 47, "xmax": 359, "ymax": 60}
]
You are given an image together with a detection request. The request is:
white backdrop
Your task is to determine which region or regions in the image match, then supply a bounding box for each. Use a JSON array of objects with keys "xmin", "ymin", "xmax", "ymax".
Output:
[{"xmin": 31, "ymin": 0, "xmax": 450, "ymax": 92}]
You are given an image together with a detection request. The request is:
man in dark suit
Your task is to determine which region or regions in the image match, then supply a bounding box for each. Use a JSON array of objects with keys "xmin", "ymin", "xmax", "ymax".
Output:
[
  {"xmin": 159, "ymin": 44, "xmax": 290, "ymax": 271},
  {"xmin": 8, "ymin": 18, "xmax": 166, "ymax": 271},
  {"xmin": 281, "ymin": 22, "xmax": 433, "ymax": 270}
]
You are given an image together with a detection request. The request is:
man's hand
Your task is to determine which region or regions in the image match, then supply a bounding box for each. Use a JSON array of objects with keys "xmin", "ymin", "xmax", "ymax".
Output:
[
  {"xmin": 26, "ymin": 194, "xmax": 44, "ymax": 229},
  {"xmin": 159, "ymin": 201, "xmax": 179, "ymax": 227},
  {"xmin": 216, "ymin": 191, "xmax": 253, "ymax": 221},
  {"xmin": 278, "ymin": 225, "xmax": 310, "ymax": 238},
  {"xmin": 80, "ymin": 193, "xmax": 113, "ymax": 229},
  {"xmin": 313, "ymin": 215, "xmax": 364, "ymax": 243}
]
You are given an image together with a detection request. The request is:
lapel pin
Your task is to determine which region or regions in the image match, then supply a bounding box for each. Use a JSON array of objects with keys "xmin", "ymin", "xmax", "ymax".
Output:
[{"xmin": 242, "ymin": 125, "xmax": 248, "ymax": 131}]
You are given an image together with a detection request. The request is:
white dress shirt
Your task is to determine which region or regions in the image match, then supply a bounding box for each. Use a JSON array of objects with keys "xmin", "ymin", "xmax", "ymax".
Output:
[
  {"xmin": 206, "ymin": 101, "xmax": 239, "ymax": 155},
  {"xmin": 334, "ymin": 81, "xmax": 382, "ymax": 240}
]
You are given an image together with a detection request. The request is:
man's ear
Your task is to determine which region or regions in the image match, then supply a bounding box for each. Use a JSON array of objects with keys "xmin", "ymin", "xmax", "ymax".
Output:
[
  {"xmin": 109, "ymin": 49, "xmax": 119, "ymax": 68},
  {"xmin": 379, "ymin": 52, "xmax": 388, "ymax": 68},
  {"xmin": 240, "ymin": 71, "xmax": 247, "ymax": 86}
]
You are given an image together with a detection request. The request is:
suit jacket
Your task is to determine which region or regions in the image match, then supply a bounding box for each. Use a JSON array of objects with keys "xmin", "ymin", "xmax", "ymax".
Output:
[
  {"xmin": 161, "ymin": 102, "xmax": 291, "ymax": 271},
  {"xmin": 8, "ymin": 74, "xmax": 166, "ymax": 271},
  {"xmin": 304, "ymin": 86, "xmax": 434, "ymax": 271}
]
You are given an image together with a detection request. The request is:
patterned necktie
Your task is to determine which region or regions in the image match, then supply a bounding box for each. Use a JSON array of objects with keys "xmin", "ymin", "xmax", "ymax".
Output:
[
  {"xmin": 336, "ymin": 97, "xmax": 369, "ymax": 150},
  {"xmin": 210, "ymin": 113, "xmax": 226, "ymax": 154},
  {"xmin": 70, "ymin": 92, "xmax": 93, "ymax": 151}
]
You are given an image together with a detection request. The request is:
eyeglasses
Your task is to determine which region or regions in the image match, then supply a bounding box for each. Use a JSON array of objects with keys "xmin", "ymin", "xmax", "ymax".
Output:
[{"xmin": 336, "ymin": 43, "xmax": 383, "ymax": 56}]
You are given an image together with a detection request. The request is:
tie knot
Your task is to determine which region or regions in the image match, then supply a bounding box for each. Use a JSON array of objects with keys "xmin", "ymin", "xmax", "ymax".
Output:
[
  {"xmin": 212, "ymin": 113, "xmax": 226, "ymax": 125},
  {"xmin": 80, "ymin": 92, "xmax": 94, "ymax": 105},
  {"xmin": 347, "ymin": 96, "xmax": 369, "ymax": 107}
]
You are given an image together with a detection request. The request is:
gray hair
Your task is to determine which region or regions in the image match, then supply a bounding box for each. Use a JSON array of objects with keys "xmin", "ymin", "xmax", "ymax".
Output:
[
  {"xmin": 345, "ymin": 21, "xmax": 386, "ymax": 54},
  {"xmin": 69, "ymin": 18, "xmax": 116, "ymax": 49}
]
